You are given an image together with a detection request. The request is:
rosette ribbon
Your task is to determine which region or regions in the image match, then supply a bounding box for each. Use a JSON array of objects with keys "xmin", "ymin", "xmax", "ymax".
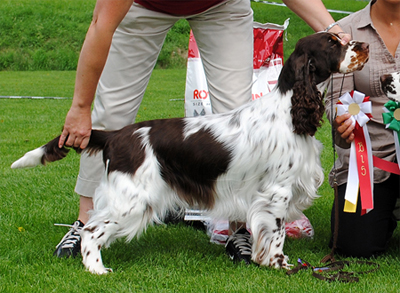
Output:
[
  {"xmin": 380, "ymin": 101, "xmax": 400, "ymax": 173},
  {"xmin": 336, "ymin": 91, "xmax": 373, "ymax": 214}
]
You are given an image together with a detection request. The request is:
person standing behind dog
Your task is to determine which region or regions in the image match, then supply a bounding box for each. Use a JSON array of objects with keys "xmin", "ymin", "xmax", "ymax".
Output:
[
  {"xmin": 53, "ymin": 0, "xmax": 351, "ymax": 263},
  {"xmin": 326, "ymin": 0, "xmax": 400, "ymax": 258}
]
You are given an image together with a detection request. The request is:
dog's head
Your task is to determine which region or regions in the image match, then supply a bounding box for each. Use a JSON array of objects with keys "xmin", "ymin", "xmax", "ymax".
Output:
[
  {"xmin": 278, "ymin": 32, "xmax": 369, "ymax": 136},
  {"xmin": 280, "ymin": 32, "xmax": 369, "ymax": 90},
  {"xmin": 381, "ymin": 72, "xmax": 400, "ymax": 102}
]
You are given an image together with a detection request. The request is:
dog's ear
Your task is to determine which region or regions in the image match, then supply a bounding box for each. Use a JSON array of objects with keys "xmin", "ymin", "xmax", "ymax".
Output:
[{"xmin": 291, "ymin": 54, "xmax": 324, "ymax": 136}]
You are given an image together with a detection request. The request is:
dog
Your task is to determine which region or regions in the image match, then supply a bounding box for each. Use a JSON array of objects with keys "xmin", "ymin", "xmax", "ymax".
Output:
[
  {"xmin": 11, "ymin": 32, "xmax": 369, "ymax": 274},
  {"xmin": 381, "ymin": 71, "xmax": 400, "ymax": 101}
]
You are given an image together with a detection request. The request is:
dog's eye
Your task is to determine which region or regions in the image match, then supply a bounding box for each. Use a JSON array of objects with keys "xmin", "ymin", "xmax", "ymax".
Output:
[
  {"xmin": 329, "ymin": 35, "xmax": 339, "ymax": 43},
  {"xmin": 328, "ymin": 35, "xmax": 341, "ymax": 47}
]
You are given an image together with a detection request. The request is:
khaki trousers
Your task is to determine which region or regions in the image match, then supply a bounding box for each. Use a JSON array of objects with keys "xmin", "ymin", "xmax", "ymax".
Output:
[{"xmin": 75, "ymin": 0, "xmax": 254, "ymax": 197}]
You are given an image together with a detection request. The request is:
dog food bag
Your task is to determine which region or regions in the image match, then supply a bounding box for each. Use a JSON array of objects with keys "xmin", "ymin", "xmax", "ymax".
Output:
[
  {"xmin": 184, "ymin": 19, "xmax": 289, "ymax": 117},
  {"xmin": 284, "ymin": 213, "xmax": 314, "ymax": 239},
  {"xmin": 252, "ymin": 19, "xmax": 289, "ymax": 100}
]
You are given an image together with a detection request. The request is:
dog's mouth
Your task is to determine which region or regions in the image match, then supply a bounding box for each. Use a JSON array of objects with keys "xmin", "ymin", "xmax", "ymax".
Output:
[
  {"xmin": 340, "ymin": 60, "xmax": 366, "ymax": 74},
  {"xmin": 356, "ymin": 58, "xmax": 368, "ymax": 71},
  {"xmin": 339, "ymin": 55, "xmax": 369, "ymax": 74},
  {"xmin": 351, "ymin": 54, "xmax": 369, "ymax": 72}
]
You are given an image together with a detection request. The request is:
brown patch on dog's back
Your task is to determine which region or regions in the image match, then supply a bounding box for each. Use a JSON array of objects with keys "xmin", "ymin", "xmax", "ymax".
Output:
[
  {"xmin": 98, "ymin": 118, "xmax": 232, "ymax": 209},
  {"xmin": 148, "ymin": 118, "xmax": 232, "ymax": 209}
]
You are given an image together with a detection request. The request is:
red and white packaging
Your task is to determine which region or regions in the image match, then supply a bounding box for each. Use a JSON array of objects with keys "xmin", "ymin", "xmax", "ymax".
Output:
[
  {"xmin": 284, "ymin": 213, "xmax": 315, "ymax": 239},
  {"xmin": 184, "ymin": 31, "xmax": 212, "ymax": 117},
  {"xmin": 184, "ymin": 19, "xmax": 289, "ymax": 117},
  {"xmin": 252, "ymin": 21, "xmax": 288, "ymax": 100}
]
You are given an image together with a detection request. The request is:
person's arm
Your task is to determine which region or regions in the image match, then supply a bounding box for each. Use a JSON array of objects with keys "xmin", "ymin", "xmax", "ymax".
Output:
[
  {"xmin": 282, "ymin": 0, "xmax": 351, "ymax": 44},
  {"xmin": 59, "ymin": 0, "xmax": 134, "ymax": 149}
]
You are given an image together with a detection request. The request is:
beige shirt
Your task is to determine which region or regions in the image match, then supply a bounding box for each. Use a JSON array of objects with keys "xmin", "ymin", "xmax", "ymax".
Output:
[{"xmin": 325, "ymin": 0, "xmax": 400, "ymax": 187}]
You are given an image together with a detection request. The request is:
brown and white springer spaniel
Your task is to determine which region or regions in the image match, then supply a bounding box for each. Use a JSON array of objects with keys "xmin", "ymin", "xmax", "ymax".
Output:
[{"xmin": 12, "ymin": 32, "xmax": 369, "ymax": 274}]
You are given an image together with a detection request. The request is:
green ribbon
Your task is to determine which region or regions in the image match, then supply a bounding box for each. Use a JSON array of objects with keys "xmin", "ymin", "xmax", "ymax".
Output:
[{"xmin": 383, "ymin": 101, "xmax": 400, "ymax": 132}]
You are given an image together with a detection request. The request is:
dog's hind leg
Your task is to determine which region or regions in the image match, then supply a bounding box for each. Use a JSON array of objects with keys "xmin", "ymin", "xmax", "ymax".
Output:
[
  {"xmin": 80, "ymin": 197, "xmax": 155, "ymax": 275},
  {"xmin": 247, "ymin": 188, "xmax": 292, "ymax": 269},
  {"xmin": 80, "ymin": 171, "xmax": 159, "ymax": 274}
]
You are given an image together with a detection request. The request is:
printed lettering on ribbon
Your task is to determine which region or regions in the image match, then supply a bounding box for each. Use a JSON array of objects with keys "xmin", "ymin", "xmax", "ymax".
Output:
[{"xmin": 336, "ymin": 91, "xmax": 373, "ymax": 214}]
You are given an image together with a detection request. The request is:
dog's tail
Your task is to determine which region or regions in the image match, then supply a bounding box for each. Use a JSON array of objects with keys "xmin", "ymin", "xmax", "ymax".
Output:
[{"xmin": 11, "ymin": 129, "xmax": 112, "ymax": 169}]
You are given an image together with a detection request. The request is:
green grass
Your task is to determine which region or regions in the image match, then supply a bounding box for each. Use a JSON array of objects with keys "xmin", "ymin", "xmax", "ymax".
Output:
[
  {"xmin": 0, "ymin": 0, "xmax": 369, "ymax": 71},
  {"xmin": 0, "ymin": 0, "xmax": 93, "ymax": 70},
  {"xmin": 1, "ymin": 0, "xmax": 398, "ymax": 291},
  {"xmin": 1, "ymin": 70, "xmax": 400, "ymax": 292}
]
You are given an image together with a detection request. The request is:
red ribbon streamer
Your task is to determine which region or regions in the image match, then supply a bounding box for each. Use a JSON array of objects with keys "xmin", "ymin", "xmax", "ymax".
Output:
[
  {"xmin": 373, "ymin": 156, "xmax": 400, "ymax": 175},
  {"xmin": 353, "ymin": 124, "xmax": 374, "ymax": 214}
]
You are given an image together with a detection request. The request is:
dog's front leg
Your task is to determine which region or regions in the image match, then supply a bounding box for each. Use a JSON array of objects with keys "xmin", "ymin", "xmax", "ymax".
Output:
[
  {"xmin": 81, "ymin": 220, "xmax": 117, "ymax": 275},
  {"xmin": 248, "ymin": 189, "xmax": 291, "ymax": 269}
]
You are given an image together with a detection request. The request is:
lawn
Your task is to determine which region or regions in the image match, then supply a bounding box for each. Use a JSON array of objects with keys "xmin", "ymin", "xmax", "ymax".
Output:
[
  {"xmin": 0, "ymin": 0, "xmax": 369, "ymax": 70},
  {"xmin": 1, "ymin": 69, "xmax": 399, "ymax": 292},
  {"xmin": 1, "ymin": 0, "xmax": 399, "ymax": 292}
]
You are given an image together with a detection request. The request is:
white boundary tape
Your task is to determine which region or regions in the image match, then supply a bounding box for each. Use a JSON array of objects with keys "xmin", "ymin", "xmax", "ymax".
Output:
[
  {"xmin": 1, "ymin": 1, "xmax": 354, "ymax": 103},
  {"xmin": 0, "ymin": 95, "xmax": 71, "ymax": 100},
  {"xmin": 251, "ymin": 0, "xmax": 353, "ymax": 15}
]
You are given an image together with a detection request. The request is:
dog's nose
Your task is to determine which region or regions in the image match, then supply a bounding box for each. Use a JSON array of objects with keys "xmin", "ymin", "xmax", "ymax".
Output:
[
  {"xmin": 380, "ymin": 74, "xmax": 389, "ymax": 84},
  {"xmin": 362, "ymin": 42, "xmax": 369, "ymax": 53}
]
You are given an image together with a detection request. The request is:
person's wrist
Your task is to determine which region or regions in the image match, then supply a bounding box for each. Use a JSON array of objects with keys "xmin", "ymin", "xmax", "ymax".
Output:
[
  {"xmin": 71, "ymin": 97, "xmax": 92, "ymax": 111},
  {"xmin": 325, "ymin": 24, "xmax": 351, "ymax": 45},
  {"xmin": 324, "ymin": 22, "xmax": 339, "ymax": 32}
]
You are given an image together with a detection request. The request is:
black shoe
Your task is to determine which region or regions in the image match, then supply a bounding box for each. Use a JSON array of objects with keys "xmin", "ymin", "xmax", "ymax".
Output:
[
  {"xmin": 225, "ymin": 228, "xmax": 252, "ymax": 265},
  {"xmin": 164, "ymin": 208, "xmax": 185, "ymax": 225},
  {"xmin": 53, "ymin": 220, "xmax": 84, "ymax": 258}
]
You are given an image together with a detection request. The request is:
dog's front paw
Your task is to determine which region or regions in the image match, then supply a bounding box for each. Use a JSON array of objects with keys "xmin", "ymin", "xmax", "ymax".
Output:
[
  {"xmin": 85, "ymin": 262, "xmax": 113, "ymax": 275},
  {"xmin": 270, "ymin": 253, "xmax": 291, "ymax": 269},
  {"xmin": 82, "ymin": 247, "xmax": 112, "ymax": 275}
]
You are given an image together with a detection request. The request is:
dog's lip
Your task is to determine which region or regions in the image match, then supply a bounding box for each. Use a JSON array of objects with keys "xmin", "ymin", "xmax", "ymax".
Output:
[{"xmin": 358, "ymin": 63, "xmax": 366, "ymax": 71}]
